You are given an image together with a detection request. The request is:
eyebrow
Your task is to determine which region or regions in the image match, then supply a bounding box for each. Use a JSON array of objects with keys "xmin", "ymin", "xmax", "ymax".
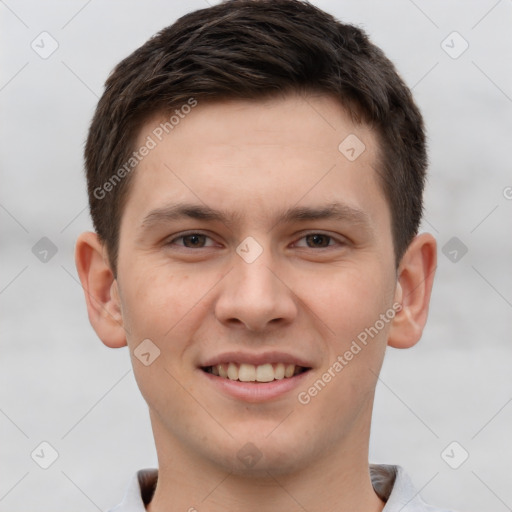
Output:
[{"xmin": 139, "ymin": 201, "xmax": 372, "ymax": 235}]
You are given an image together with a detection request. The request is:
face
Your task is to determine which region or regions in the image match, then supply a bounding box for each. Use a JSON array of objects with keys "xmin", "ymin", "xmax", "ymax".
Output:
[{"xmin": 114, "ymin": 94, "xmax": 399, "ymax": 475}]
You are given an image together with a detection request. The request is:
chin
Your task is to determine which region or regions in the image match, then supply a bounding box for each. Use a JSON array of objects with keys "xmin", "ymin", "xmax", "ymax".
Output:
[{"xmin": 206, "ymin": 429, "xmax": 314, "ymax": 477}]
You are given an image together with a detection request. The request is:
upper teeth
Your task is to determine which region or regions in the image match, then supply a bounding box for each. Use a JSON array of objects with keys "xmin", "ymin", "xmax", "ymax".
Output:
[{"xmin": 209, "ymin": 363, "xmax": 301, "ymax": 382}]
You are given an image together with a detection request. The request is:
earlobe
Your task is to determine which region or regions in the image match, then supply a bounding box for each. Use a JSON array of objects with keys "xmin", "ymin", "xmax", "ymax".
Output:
[
  {"xmin": 387, "ymin": 233, "xmax": 437, "ymax": 349},
  {"xmin": 74, "ymin": 231, "xmax": 127, "ymax": 348}
]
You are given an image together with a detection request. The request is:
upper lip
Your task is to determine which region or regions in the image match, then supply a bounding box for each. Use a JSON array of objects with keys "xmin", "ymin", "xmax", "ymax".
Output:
[{"xmin": 200, "ymin": 351, "xmax": 313, "ymax": 369}]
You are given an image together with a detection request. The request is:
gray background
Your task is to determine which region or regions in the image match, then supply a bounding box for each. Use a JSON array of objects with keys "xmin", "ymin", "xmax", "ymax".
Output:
[{"xmin": 1, "ymin": 0, "xmax": 511, "ymax": 510}]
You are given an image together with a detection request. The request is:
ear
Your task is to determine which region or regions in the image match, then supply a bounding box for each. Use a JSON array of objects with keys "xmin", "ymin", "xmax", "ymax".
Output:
[
  {"xmin": 387, "ymin": 233, "xmax": 437, "ymax": 349},
  {"xmin": 74, "ymin": 231, "xmax": 127, "ymax": 348}
]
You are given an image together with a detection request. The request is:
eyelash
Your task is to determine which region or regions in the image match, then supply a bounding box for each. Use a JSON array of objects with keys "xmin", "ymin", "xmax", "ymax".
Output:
[{"xmin": 166, "ymin": 231, "xmax": 346, "ymax": 250}]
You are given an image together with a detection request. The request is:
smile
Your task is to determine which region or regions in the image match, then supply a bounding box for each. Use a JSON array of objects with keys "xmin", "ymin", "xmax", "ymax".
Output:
[{"xmin": 202, "ymin": 363, "xmax": 310, "ymax": 382}]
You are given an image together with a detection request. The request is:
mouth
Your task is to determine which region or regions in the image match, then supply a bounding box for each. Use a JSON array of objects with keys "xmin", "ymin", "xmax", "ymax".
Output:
[
  {"xmin": 201, "ymin": 362, "xmax": 311, "ymax": 383},
  {"xmin": 198, "ymin": 352, "xmax": 314, "ymax": 401}
]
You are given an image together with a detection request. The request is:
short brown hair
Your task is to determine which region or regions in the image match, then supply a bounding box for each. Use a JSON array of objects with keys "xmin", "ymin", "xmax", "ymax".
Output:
[{"xmin": 84, "ymin": 0, "xmax": 427, "ymax": 276}]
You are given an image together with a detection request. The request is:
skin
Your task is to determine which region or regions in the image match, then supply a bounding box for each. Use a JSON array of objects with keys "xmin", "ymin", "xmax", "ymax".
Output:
[{"xmin": 75, "ymin": 93, "xmax": 436, "ymax": 512}]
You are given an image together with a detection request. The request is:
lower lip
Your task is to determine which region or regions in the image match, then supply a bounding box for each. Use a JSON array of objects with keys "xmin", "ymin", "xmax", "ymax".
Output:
[{"xmin": 199, "ymin": 369, "xmax": 311, "ymax": 402}]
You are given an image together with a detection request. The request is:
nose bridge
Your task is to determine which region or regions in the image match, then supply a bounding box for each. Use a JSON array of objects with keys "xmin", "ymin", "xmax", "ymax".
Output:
[
  {"xmin": 233, "ymin": 232, "xmax": 277, "ymax": 286},
  {"xmin": 237, "ymin": 251, "xmax": 277, "ymax": 297},
  {"xmin": 215, "ymin": 239, "xmax": 297, "ymax": 331}
]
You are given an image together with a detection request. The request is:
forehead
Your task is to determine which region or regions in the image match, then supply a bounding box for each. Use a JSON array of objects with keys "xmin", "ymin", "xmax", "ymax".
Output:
[{"xmin": 120, "ymin": 94, "xmax": 389, "ymax": 236}]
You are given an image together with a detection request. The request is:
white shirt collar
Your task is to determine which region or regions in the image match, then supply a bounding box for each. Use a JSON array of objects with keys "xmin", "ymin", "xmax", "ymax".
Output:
[{"xmin": 109, "ymin": 464, "xmax": 454, "ymax": 511}]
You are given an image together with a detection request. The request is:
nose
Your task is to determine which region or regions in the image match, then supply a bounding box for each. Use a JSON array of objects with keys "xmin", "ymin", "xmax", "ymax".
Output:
[{"xmin": 214, "ymin": 245, "xmax": 298, "ymax": 332}]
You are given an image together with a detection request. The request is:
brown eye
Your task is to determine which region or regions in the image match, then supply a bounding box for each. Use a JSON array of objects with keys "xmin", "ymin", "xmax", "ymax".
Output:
[
  {"xmin": 305, "ymin": 234, "xmax": 332, "ymax": 248},
  {"xmin": 181, "ymin": 234, "xmax": 207, "ymax": 248},
  {"xmin": 293, "ymin": 232, "xmax": 347, "ymax": 250},
  {"xmin": 167, "ymin": 232, "xmax": 215, "ymax": 248}
]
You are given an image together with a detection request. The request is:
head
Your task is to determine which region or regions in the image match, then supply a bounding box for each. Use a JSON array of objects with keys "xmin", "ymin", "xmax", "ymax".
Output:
[
  {"xmin": 76, "ymin": 0, "xmax": 436, "ymax": 481},
  {"xmin": 85, "ymin": 0, "xmax": 427, "ymax": 276}
]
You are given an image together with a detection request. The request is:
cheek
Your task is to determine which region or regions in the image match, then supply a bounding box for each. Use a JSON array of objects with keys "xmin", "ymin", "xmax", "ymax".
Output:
[
  {"xmin": 120, "ymin": 268, "xmax": 187, "ymax": 342},
  {"xmin": 298, "ymin": 260, "xmax": 394, "ymax": 406},
  {"xmin": 301, "ymin": 260, "xmax": 395, "ymax": 347},
  {"xmin": 308, "ymin": 262, "xmax": 394, "ymax": 402},
  {"xmin": 118, "ymin": 269, "xmax": 206, "ymax": 415},
  {"xmin": 295, "ymin": 265, "xmax": 393, "ymax": 432},
  {"xmin": 119, "ymin": 265, "xmax": 224, "ymax": 363}
]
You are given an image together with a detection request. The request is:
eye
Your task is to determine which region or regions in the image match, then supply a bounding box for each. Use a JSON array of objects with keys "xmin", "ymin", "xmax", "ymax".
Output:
[
  {"xmin": 165, "ymin": 231, "xmax": 346, "ymax": 251},
  {"xmin": 294, "ymin": 233, "xmax": 344, "ymax": 249},
  {"xmin": 167, "ymin": 232, "xmax": 216, "ymax": 248}
]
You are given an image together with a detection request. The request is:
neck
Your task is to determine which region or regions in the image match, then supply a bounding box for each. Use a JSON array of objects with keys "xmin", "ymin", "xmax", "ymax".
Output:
[{"xmin": 146, "ymin": 410, "xmax": 385, "ymax": 512}]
